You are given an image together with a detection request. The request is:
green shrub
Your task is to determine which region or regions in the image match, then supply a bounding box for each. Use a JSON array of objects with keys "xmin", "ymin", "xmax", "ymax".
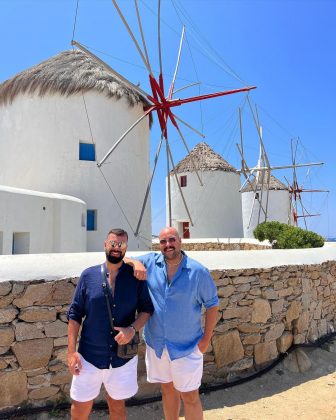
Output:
[{"xmin": 253, "ymin": 221, "xmax": 324, "ymax": 249}]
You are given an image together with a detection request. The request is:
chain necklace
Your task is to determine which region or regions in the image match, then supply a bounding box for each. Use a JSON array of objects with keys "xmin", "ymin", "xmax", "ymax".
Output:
[{"xmin": 165, "ymin": 253, "xmax": 184, "ymax": 266}]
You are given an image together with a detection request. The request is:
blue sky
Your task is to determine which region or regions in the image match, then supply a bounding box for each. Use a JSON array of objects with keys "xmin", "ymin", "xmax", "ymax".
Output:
[{"xmin": 1, "ymin": 0, "xmax": 335, "ymax": 238}]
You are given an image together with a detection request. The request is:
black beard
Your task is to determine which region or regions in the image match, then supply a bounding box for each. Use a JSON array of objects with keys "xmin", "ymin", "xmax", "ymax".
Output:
[{"xmin": 106, "ymin": 251, "xmax": 124, "ymax": 264}]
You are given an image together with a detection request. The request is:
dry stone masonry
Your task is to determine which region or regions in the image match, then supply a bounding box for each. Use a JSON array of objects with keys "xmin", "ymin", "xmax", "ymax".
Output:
[{"xmin": 0, "ymin": 260, "xmax": 335, "ymax": 411}]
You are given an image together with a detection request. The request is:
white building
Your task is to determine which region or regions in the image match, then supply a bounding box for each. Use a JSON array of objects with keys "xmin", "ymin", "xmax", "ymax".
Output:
[
  {"xmin": 241, "ymin": 174, "xmax": 292, "ymax": 238},
  {"xmin": 0, "ymin": 185, "xmax": 86, "ymax": 255},
  {"xmin": 0, "ymin": 50, "xmax": 152, "ymax": 253},
  {"xmin": 168, "ymin": 142, "xmax": 244, "ymax": 238}
]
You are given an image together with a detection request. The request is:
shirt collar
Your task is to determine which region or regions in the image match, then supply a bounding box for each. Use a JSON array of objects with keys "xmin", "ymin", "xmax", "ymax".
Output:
[{"xmin": 156, "ymin": 251, "xmax": 190, "ymax": 269}]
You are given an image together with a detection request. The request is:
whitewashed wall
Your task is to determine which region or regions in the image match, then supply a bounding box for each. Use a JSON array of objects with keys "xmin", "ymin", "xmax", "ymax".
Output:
[
  {"xmin": 0, "ymin": 91, "xmax": 151, "ymax": 251},
  {"xmin": 0, "ymin": 186, "xmax": 86, "ymax": 254},
  {"xmin": 168, "ymin": 171, "xmax": 244, "ymax": 238},
  {"xmin": 242, "ymin": 189, "xmax": 292, "ymax": 238}
]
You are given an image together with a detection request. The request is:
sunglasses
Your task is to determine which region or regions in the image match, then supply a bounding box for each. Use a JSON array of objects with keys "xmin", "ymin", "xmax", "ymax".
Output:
[
  {"xmin": 159, "ymin": 237, "xmax": 177, "ymax": 245},
  {"xmin": 107, "ymin": 240, "xmax": 127, "ymax": 249}
]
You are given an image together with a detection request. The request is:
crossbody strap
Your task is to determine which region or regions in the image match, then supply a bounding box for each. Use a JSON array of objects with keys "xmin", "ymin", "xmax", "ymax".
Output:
[{"xmin": 101, "ymin": 264, "xmax": 116, "ymax": 334}]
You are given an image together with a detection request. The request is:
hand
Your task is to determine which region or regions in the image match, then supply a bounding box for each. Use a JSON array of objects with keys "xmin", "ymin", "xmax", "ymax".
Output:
[
  {"xmin": 68, "ymin": 351, "xmax": 82, "ymax": 375},
  {"xmin": 197, "ymin": 336, "xmax": 210, "ymax": 354},
  {"xmin": 131, "ymin": 260, "xmax": 147, "ymax": 281},
  {"xmin": 114, "ymin": 326, "xmax": 135, "ymax": 345}
]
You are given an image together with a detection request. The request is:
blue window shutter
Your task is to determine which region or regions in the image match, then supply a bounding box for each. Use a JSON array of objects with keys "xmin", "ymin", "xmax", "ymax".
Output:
[
  {"xmin": 79, "ymin": 143, "xmax": 96, "ymax": 161},
  {"xmin": 87, "ymin": 210, "xmax": 96, "ymax": 231}
]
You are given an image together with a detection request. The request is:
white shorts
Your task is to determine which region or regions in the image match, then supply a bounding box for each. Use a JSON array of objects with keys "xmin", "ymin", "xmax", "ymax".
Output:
[
  {"xmin": 145, "ymin": 345, "xmax": 203, "ymax": 393},
  {"xmin": 70, "ymin": 354, "xmax": 138, "ymax": 402}
]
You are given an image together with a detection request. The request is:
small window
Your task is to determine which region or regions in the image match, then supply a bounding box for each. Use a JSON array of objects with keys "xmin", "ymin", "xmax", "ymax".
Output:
[
  {"xmin": 87, "ymin": 210, "xmax": 97, "ymax": 231},
  {"xmin": 12, "ymin": 232, "xmax": 30, "ymax": 254},
  {"xmin": 180, "ymin": 175, "xmax": 187, "ymax": 187},
  {"xmin": 79, "ymin": 142, "xmax": 96, "ymax": 161},
  {"xmin": 81, "ymin": 213, "xmax": 86, "ymax": 227}
]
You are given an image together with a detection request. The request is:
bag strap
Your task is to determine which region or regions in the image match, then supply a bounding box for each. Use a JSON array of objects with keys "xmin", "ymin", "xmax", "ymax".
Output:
[{"xmin": 101, "ymin": 264, "xmax": 116, "ymax": 334}]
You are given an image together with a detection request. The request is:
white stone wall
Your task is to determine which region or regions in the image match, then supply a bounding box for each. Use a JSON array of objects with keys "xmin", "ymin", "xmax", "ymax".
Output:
[
  {"xmin": 0, "ymin": 186, "xmax": 86, "ymax": 254},
  {"xmin": 242, "ymin": 189, "xmax": 292, "ymax": 238},
  {"xmin": 0, "ymin": 91, "xmax": 151, "ymax": 251},
  {"xmin": 168, "ymin": 171, "xmax": 244, "ymax": 238}
]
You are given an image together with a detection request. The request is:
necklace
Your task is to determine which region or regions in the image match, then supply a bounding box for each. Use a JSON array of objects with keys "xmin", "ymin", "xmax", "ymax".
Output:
[{"xmin": 165, "ymin": 253, "xmax": 184, "ymax": 266}]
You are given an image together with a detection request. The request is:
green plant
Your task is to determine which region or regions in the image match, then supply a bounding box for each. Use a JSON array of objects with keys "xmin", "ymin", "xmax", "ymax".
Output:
[{"xmin": 253, "ymin": 221, "xmax": 324, "ymax": 249}]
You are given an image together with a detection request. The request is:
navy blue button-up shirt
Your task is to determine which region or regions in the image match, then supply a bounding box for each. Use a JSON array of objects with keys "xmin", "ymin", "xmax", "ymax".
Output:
[
  {"xmin": 68, "ymin": 262, "xmax": 154, "ymax": 369},
  {"xmin": 136, "ymin": 252, "xmax": 218, "ymax": 361}
]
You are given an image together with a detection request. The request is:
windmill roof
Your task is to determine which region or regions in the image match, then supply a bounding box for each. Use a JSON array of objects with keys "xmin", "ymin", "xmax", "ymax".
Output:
[
  {"xmin": 0, "ymin": 50, "xmax": 151, "ymax": 110},
  {"xmin": 241, "ymin": 174, "xmax": 288, "ymax": 192},
  {"xmin": 172, "ymin": 142, "xmax": 238, "ymax": 174}
]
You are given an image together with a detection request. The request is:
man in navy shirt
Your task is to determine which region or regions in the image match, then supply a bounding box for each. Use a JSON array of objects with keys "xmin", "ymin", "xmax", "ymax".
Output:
[
  {"xmin": 67, "ymin": 228, "xmax": 153, "ymax": 420},
  {"xmin": 136, "ymin": 227, "xmax": 219, "ymax": 420}
]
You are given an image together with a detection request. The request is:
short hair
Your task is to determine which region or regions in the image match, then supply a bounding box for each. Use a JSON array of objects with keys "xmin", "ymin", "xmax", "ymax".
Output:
[{"xmin": 107, "ymin": 228, "xmax": 128, "ymax": 240}]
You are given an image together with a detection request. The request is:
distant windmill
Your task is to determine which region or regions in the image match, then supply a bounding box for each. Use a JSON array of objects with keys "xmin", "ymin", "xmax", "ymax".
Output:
[{"xmin": 237, "ymin": 97, "xmax": 325, "ymax": 237}]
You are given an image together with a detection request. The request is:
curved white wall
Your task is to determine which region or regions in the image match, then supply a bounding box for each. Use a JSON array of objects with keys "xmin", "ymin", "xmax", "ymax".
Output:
[
  {"xmin": 168, "ymin": 171, "xmax": 243, "ymax": 238},
  {"xmin": 0, "ymin": 91, "xmax": 151, "ymax": 251},
  {"xmin": 0, "ymin": 186, "xmax": 86, "ymax": 254},
  {"xmin": 242, "ymin": 189, "xmax": 292, "ymax": 238}
]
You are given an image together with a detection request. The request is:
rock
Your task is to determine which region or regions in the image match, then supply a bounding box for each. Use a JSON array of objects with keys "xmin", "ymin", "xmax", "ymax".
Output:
[
  {"xmin": 228, "ymin": 357, "xmax": 254, "ymax": 372},
  {"xmin": 0, "ymin": 371, "xmax": 27, "ymax": 407},
  {"xmin": 254, "ymin": 341, "xmax": 278, "ymax": 365},
  {"xmin": 272, "ymin": 299, "xmax": 284, "ymax": 314},
  {"xmin": 13, "ymin": 283, "xmax": 53, "ymax": 308},
  {"xmin": 50, "ymin": 371, "xmax": 72, "ymax": 385},
  {"xmin": 54, "ymin": 337, "xmax": 68, "ymax": 347},
  {"xmin": 19, "ymin": 307, "xmax": 57, "ymax": 322},
  {"xmin": 15, "ymin": 322, "xmax": 45, "ymax": 341},
  {"xmin": 277, "ymin": 332, "xmax": 293, "ymax": 353},
  {"xmin": 212, "ymin": 329, "xmax": 244, "ymax": 368},
  {"xmin": 0, "ymin": 306, "xmax": 18, "ymax": 324},
  {"xmin": 43, "ymin": 282, "xmax": 75, "ymax": 305},
  {"xmin": 251, "ymin": 299, "xmax": 271, "ymax": 323},
  {"xmin": 277, "ymin": 287, "xmax": 294, "ymax": 298},
  {"xmin": 0, "ymin": 282, "xmax": 12, "ymax": 296},
  {"xmin": 237, "ymin": 323, "xmax": 262, "ymax": 333},
  {"xmin": 242, "ymin": 334, "xmax": 261, "ymax": 345},
  {"xmin": 0, "ymin": 327, "xmax": 15, "ymax": 346},
  {"xmin": 0, "ymin": 294, "xmax": 14, "ymax": 309},
  {"xmin": 218, "ymin": 285, "xmax": 235, "ymax": 298},
  {"xmin": 232, "ymin": 276, "xmax": 256, "ymax": 285},
  {"xmin": 0, "ymin": 346, "xmax": 10, "ymax": 355},
  {"xmin": 222, "ymin": 307, "xmax": 252, "ymax": 321},
  {"xmin": 294, "ymin": 311, "xmax": 310, "ymax": 334},
  {"xmin": 25, "ymin": 367, "xmax": 48, "ymax": 377},
  {"xmin": 11, "ymin": 338, "xmax": 53, "ymax": 369},
  {"xmin": 262, "ymin": 288, "xmax": 279, "ymax": 300},
  {"xmin": 0, "ymin": 358, "xmax": 8, "ymax": 369},
  {"xmin": 265, "ymin": 323, "xmax": 285, "ymax": 342},
  {"xmin": 12, "ymin": 283, "xmax": 25, "ymax": 295},
  {"xmin": 29, "ymin": 386, "xmax": 59, "ymax": 400},
  {"xmin": 44, "ymin": 320, "xmax": 68, "ymax": 338},
  {"xmin": 284, "ymin": 348, "xmax": 312, "ymax": 373},
  {"xmin": 286, "ymin": 301, "xmax": 302, "ymax": 323}
]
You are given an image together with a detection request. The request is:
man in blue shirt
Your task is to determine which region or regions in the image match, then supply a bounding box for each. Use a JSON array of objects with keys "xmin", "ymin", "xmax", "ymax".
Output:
[
  {"xmin": 67, "ymin": 228, "xmax": 153, "ymax": 420},
  {"xmin": 136, "ymin": 226, "xmax": 219, "ymax": 420}
]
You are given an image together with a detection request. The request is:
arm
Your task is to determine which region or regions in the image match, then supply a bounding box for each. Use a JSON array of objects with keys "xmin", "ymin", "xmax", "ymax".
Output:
[
  {"xmin": 124, "ymin": 256, "xmax": 147, "ymax": 281},
  {"xmin": 114, "ymin": 311, "xmax": 151, "ymax": 344},
  {"xmin": 67, "ymin": 319, "xmax": 82, "ymax": 375},
  {"xmin": 197, "ymin": 305, "xmax": 219, "ymax": 353}
]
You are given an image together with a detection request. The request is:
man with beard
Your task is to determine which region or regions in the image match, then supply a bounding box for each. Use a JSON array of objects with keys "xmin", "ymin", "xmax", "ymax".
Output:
[
  {"xmin": 135, "ymin": 226, "xmax": 219, "ymax": 420},
  {"xmin": 67, "ymin": 228, "xmax": 153, "ymax": 420}
]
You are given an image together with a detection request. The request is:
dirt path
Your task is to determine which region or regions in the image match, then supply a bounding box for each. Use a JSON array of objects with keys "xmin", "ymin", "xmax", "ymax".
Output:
[{"xmin": 7, "ymin": 345, "xmax": 336, "ymax": 420}]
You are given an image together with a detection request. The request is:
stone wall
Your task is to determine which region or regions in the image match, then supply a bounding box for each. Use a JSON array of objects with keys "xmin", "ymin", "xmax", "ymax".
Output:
[
  {"xmin": 152, "ymin": 242, "xmax": 271, "ymax": 251},
  {"xmin": 1, "ymin": 260, "xmax": 336, "ymax": 410}
]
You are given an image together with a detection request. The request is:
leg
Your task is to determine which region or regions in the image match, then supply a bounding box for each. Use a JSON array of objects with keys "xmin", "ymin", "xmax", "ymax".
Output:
[
  {"xmin": 160, "ymin": 381, "xmax": 181, "ymax": 420},
  {"xmin": 106, "ymin": 395, "xmax": 126, "ymax": 420},
  {"xmin": 180, "ymin": 389, "xmax": 203, "ymax": 420},
  {"xmin": 71, "ymin": 400, "xmax": 94, "ymax": 420}
]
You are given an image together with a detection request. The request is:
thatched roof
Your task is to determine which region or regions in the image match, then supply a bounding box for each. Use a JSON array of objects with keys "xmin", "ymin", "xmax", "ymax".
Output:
[
  {"xmin": 0, "ymin": 50, "xmax": 151, "ymax": 110},
  {"xmin": 172, "ymin": 142, "xmax": 238, "ymax": 174},
  {"xmin": 241, "ymin": 174, "xmax": 288, "ymax": 192}
]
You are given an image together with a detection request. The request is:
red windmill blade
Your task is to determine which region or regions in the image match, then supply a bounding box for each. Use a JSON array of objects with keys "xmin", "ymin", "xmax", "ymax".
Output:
[{"xmin": 73, "ymin": 0, "xmax": 256, "ymax": 236}]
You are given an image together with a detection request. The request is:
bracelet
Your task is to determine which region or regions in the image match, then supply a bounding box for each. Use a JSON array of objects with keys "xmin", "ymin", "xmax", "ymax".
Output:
[{"xmin": 129, "ymin": 324, "xmax": 136, "ymax": 334}]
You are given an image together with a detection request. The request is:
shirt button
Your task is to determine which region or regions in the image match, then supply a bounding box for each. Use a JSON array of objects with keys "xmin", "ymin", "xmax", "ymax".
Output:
[
  {"xmin": 112, "ymin": 318, "xmax": 115, "ymax": 321},
  {"xmin": 113, "ymin": 304, "xmax": 116, "ymax": 307}
]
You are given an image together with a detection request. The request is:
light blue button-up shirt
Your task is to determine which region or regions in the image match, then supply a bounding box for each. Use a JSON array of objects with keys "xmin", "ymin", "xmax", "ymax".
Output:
[{"xmin": 137, "ymin": 252, "xmax": 219, "ymax": 361}]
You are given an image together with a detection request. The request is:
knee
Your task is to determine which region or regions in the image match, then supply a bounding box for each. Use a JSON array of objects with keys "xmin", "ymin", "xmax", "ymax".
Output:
[
  {"xmin": 180, "ymin": 389, "xmax": 200, "ymax": 405},
  {"xmin": 161, "ymin": 382, "xmax": 179, "ymax": 397},
  {"xmin": 71, "ymin": 400, "xmax": 92, "ymax": 420}
]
